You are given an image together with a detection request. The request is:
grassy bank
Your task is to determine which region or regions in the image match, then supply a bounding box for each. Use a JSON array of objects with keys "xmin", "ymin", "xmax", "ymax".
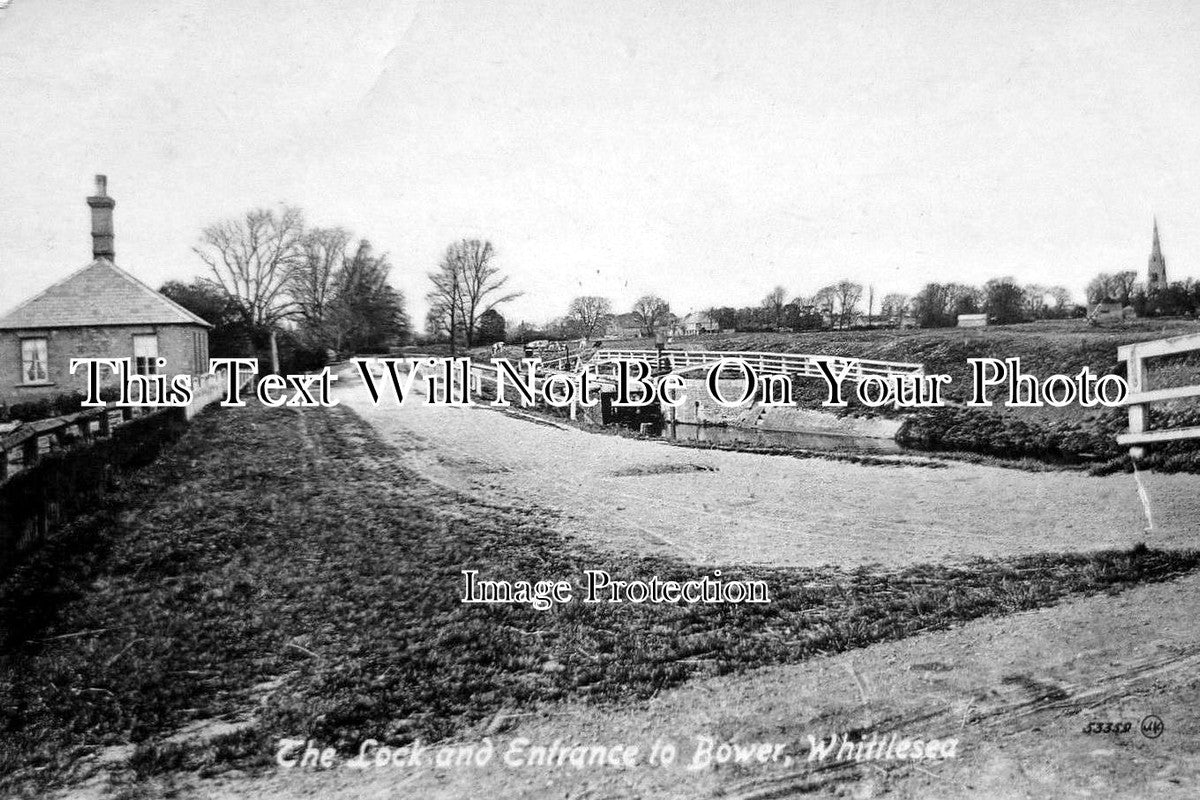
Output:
[{"xmin": 2, "ymin": 401, "xmax": 1198, "ymax": 794}]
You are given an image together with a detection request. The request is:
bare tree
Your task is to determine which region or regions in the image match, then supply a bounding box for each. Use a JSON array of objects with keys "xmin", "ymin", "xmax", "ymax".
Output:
[
  {"xmin": 1110, "ymin": 270, "xmax": 1140, "ymax": 305},
  {"xmin": 1086, "ymin": 271, "xmax": 1138, "ymax": 305},
  {"xmin": 1022, "ymin": 283, "xmax": 1049, "ymax": 317},
  {"xmin": 1086, "ymin": 273, "xmax": 1113, "ymax": 304},
  {"xmin": 427, "ymin": 255, "xmax": 465, "ymax": 353},
  {"xmin": 631, "ymin": 294, "xmax": 671, "ymax": 336},
  {"xmin": 566, "ymin": 296, "xmax": 612, "ymax": 339},
  {"xmin": 761, "ymin": 286, "xmax": 787, "ymax": 327},
  {"xmin": 810, "ymin": 286, "xmax": 836, "ymax": 327},
  {"xmin": 193, "ymin": 205, "xmax": 306, "ymax": 328},
  {"xmin": 880, "ymin": 292, "xmax": 910, "ymax": 324},
  {"xmin": 1046, "ymin": 285, "xmax": 1073, "ymax": 310},
  {"xmin": 291, "ymin": 226, "xmax": 351, "ymax": 338},
  {"xmin": 428, "ymin": 239, "xmax": 520, "ymax": 350},
  {"xmin": 831, "ymin": 279, "xmax": 864, "ymax": 329}
]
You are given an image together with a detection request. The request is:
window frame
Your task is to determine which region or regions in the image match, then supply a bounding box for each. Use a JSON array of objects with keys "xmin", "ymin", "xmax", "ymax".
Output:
[
  {"xmin": 132, "ymin": 333, "xmax": 159, "ymax": 376},
  {"xmin": 19, "ymin": 336, "xmax": 50, "ymax": 385}
]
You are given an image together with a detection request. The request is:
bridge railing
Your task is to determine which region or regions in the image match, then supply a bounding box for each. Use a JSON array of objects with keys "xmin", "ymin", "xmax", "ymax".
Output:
[
  {"xmin": 590, "ymin": 348, "xmax": 924, "ymax": 380},
  {"xmin": 1116, "ymin": 332, "xmax": 1200, "ymax": 458}
]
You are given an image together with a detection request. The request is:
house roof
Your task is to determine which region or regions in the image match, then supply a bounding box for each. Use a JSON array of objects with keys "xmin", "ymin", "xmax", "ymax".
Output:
[
  {"xmin": 680, "ymin": 312, "xmax": 715, "ymax": 325},
  {"xmin": 0, "ymin": 259, "xmax": 211, "ymax": 330}
]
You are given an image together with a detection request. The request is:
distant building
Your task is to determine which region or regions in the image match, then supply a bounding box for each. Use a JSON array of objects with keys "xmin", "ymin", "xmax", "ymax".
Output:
[
  {"xmin": 956, "ymin": 313, "xmax": 988, "ymax": 328},
  {"xmin": 1148, "ymin": 219, "xmax": 1168, "ymax": 293},
  {"xmin": 604, "ymin": 313, "xmax": 644, "ymax": 339},
  {"xmin": 673, "ymin": 312, "xmax": 719, "ymax": 336},
  {"xmin": 1087, "ymin": 297, "xmax": 1135, "ymax": 326},
  {"xmin": 0, "ymin": 177, "xmax": 211, "ymax": 405}
]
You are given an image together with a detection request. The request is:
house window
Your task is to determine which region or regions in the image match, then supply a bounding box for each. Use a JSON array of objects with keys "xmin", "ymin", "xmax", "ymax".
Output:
[
  {"xmin": 20, "ymin": 338, "xmax": 48, "ymax": 384},
  {"xmin": 133, "ymin": 334, "xmax": 159, "ymax": 376}
]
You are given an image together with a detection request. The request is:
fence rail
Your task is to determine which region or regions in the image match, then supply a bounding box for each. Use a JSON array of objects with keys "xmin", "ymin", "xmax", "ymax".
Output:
[
  {"xmin": 1116, "ymin": 332, "xmax": 1200, "ymax": 457},
  {"xmin": 0, "ymin": 371, "xmax": 237, "ymax": 570},
  {"xmin": 0, "ymin": 372, "xmax": 228, "ymax": 484}
]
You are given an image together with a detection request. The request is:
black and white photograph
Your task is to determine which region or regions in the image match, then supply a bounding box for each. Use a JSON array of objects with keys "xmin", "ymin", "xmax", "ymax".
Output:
[{"xmin": 2, "ymin": 2, "xmax": 1200, "ymax": 798}]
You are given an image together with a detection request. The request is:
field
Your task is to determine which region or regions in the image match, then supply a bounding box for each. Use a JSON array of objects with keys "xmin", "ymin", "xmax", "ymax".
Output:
[{"xmin": 2, "ymin": 399, "xmax": 1199, "ymax": 797}]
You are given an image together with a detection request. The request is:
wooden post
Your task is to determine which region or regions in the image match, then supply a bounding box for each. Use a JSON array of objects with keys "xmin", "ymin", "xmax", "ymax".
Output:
[
  {"xmin": 1126, "ymin": 352, "xmax": 1147, "ymax": 459},
  {"xmin": 23, "ymin": 437, "xmax": 39, "ymax": 469},
  {"xmin": 269, "ymin": 329, "xmax": 280, "ymax": 375}
]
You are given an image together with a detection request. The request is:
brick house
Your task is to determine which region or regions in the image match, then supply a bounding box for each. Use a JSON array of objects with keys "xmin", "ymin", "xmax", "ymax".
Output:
[{"xmin": 0, "ymin": 177, "xmax": 211, "ymax": 405}]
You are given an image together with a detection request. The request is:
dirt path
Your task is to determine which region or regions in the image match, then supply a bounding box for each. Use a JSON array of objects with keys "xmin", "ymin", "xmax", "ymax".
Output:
[{"xmin": 336, "ymin": 375, "xmax": 1200, "ymax": 568}]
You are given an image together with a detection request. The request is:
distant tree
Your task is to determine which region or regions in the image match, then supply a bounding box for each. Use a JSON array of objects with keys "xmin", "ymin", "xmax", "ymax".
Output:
[
  {"xmin": 761, "ymin": 286, "xmax": 788, "ymax": 327},
  {"xmin": 880, "ymin": 293, "xmax": 910, "ymax": 325},
  {"xmin": 912, "ymin": 283, "xmax": 981, "ymax": 328},
  {"xmin": 781, "ymin": 300, "xmax": 823, "ymax": 330},
  {"xmin": 831, "ymin": 280, "xmax": 864, "ymax": 329},
  {"xmin": 193, "ymin": 205, "xmax": 306, "ymax": 328},
  {"xmin": 811, "ymin": 286, "xmax": 837, "ymax": 327},
  {"xmin": 1136, "ymin": 279, "xmax": 1200, "ymax": 317},
  {"xmin": 327, "ymin": 240, "xmax": 409, "ymax": 353},
  {"xmin": 1046, "ymin": 285, "xmax": 1073, "ymax": 313},
  {"xmin": 1086, "ymin": 273, "xmax": 1113, "ymax": 304},
  {"xmin": 732, "ymin": 305, "xmax": 769, "ymax": 331},
  {"xmin": 456, "ymin": 240, "xmax": 519, "ymax": 347},
  {"xmin": 706, "ymin": 306, "xmax": 738, "ymax": 330},
  {"xmin": 631, "ymin": 294, "xmax": 671, "ymax": 336},
  {"xmin": 477, "ymin": 308, "xmax": 506, "ymax": 344},
  {"xmin": 565, "ymin": 296, "xmax": 612, "ymax": 339},
  {"xmin": 984, "ymin": 277, "xmax": 1026, "ymax": 324},
  {"xmin": 1022, "ymin": 283, "xmax": 1049, "ymax": 318},
  {"xmin": 1110, "ymin": 270, "xmax": 1140, "ymax": 305},
  {"xmin": 426, "ymin": 263, "xmax": 464, "ymax": 351},
  {"xmin": 291, "ymin": 227, "xmax": 351, "ymax": 342},
  {"xmin": 951, "ymin": 285, "xmax": 984, "ymax": 317},
  {"xmin": 159, "ymin": 279, "xmax": 248, "ymax": 357},
  {"xmin": 1088, "ymin": 270, "xmax": 1139, "ymax": 305},
  {"xmin": 425, "ymin": 300, "xmax": 452, "ymax": 341},
  {"xmin": 427, "ymin": 239, "xmax": 520, "ymax": 351}
]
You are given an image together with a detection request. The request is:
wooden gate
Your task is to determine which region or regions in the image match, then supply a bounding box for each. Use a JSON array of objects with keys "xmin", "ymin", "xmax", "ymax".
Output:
[{"xmin": 1117, "ymin": 332, "xmax": 1200, "ymax": 458}]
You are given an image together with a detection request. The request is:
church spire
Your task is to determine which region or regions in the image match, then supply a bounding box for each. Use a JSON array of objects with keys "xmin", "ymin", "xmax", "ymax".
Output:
[{"xmin": 1148, "ymin": 217, "xmax": 1167, "ymax": 292}]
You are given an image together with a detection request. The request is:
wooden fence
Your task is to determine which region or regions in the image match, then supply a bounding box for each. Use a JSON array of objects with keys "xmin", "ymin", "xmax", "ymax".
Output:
[
  {"xmin": 0, "ymin": 372, "xmax": 231, "ymax": 569},
  {"xmin": 0, "ymin": 373, "xmax": 228, "ymax": 483},
  {"xmin": 1117, "ymin": 332, "xmax": 1200, "ymax": 458}
]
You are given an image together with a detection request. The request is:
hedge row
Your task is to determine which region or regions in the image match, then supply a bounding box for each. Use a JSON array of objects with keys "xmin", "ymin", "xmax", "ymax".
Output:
[{"xmin": 897, "ymin": 403, "xmax": 1200, "ymax": 472}]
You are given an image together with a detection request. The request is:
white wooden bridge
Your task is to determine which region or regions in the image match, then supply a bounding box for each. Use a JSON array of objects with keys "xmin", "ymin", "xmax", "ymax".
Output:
[{"xmin": 588, "ymin": 348, "xmax": 925, "ymax": 380}]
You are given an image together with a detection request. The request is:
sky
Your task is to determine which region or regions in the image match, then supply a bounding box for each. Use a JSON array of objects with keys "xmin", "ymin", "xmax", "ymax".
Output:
[{"xmin": 2, "ymin": 0, "xmax": 1199, "ymax": 326}]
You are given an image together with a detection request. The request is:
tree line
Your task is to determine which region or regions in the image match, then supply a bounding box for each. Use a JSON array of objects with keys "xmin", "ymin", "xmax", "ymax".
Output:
[
  {"xmin": 1086, "ymin": 270, "xmax": 1200, "ymax": 317},
  {"xmin": 160, "ymin": 205, "xmax": 410, "ymax": 371},
  {"xmin": 499, "ymin": 276, "xmax": 1078, "ymax": 343}
]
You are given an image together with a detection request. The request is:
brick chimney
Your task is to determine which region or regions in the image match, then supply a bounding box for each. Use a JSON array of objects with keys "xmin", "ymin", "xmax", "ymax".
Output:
[{"xmin": 86, "ymin": 174, "xmax": 115, "ymax": 262}]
